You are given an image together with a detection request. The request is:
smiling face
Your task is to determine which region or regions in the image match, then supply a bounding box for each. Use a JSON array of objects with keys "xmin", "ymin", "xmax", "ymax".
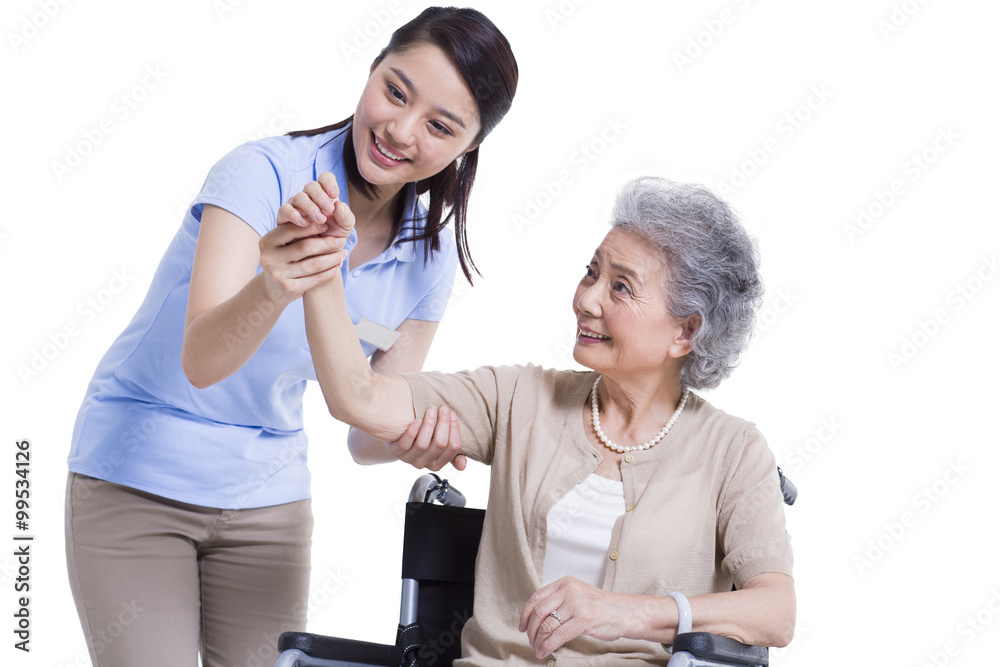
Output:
[
  {"xmin": 573, "ymin": 229, "xmax": 695, "ymax": 381},
  {"xmin": 351, "ymin": 42, "xmax": 482, "ymax": 191}
]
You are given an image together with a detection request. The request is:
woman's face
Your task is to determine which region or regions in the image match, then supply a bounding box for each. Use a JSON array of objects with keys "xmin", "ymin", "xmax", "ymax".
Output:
[
  {"xmin": 572, "ymin": 229, "xmax": 693, "ymax": 380},
  {"xmin": 352, "ymin": 43, "xmax": 481, "ymax": 190}
]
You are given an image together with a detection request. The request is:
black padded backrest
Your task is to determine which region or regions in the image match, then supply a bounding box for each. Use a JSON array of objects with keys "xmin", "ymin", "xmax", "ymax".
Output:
[
  {"xmin": 401, "ymin": 502, "xmax": 485, "ymax": 583},
  {"xmin": 401, "ymin": 502, "xmax": 485, "ymax": 667}
]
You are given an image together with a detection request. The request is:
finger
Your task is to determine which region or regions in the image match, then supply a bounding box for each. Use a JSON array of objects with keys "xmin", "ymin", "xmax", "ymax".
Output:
[
  {"xmin": 304, "ymin": 180, "xmax": 337, "ymax": 219},
  {"xmin": 429, "ymin": 407, "xmax": 461, "ymax": 471},
  {"xmin": 317, "ymin": 171, "xmax": 341, "ymax": 201},
  {"xmin": 266, "ymin": 219, "xmax": 329, "ymax": 247},
  {"xmin": 328, "ymin": 199, "xmax": 356, "ymax": 237},
  {"xmin": 289, "ymin": 190, "xmax": 327, "ymax": 225},
  {"xmin": 388, "ymin": 420, "xmax": 421, "ymax": 458},
  {"xmin": 535, "ymin": 617, "xmax": 582, "ymax": 659},
  {"xmin": 520, "ymin": 583, "xmax": 557, "ymax": 632},
  {"xmin": 446, "ymin": 412, "xmax": 467, "ymax": 471},
  {"xmin": 276, "ymin": 201, "xmax": 311, "ymax": 227},
  {"xmin": 409, "ymin": 407, "xmax": 439, "ymax": 467},
  {"xmin": 521, "ymin": 586, "xmax": 561, "ymax": 642},
  {"xmin": 264, "ymin": 235, "xmax": 342, "ymax": 278}
]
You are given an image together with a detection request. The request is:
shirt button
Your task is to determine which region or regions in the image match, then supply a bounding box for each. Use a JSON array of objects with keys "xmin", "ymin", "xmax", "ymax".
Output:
[
  {"xmin": 624, "ymin": 453, "xmax": 634, "ymax": 463},
  {"xmin": 547, "ymin": 660, "xmax": 556, "ymax": 667},
  {"xmin": 352, "ymin": 269, "xmax": 362, "ymax": 277},
  {"xmin": 626, "ymin": 504, "xmax": 635, "ymax": 512},
  {"xmin": 609, "ymin": 550, "xmax": 619, "ymax": 561}
]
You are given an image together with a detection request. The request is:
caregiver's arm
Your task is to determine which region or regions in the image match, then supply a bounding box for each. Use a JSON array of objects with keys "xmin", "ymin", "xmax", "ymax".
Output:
[{"xmin": 182, "ymin": 204, "xmax": 344, "ymax": 388}]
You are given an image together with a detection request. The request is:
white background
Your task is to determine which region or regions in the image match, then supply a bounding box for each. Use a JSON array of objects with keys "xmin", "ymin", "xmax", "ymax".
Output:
[{"xmin": 3, "ymin": 0, "xmax": 999, "ymax": 665}]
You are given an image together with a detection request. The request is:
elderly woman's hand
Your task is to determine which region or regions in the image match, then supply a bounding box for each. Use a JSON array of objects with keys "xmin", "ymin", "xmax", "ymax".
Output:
[
  {"xmin": 519, "ymin": 576, "xmax": 640, "ymax": 658},
  {"xmin": 388, "ymin": 406, "xmax": 467, "ymax": 471}
]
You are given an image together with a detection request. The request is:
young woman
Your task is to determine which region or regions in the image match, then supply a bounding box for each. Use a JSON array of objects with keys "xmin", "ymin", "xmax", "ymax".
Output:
[{"xmin": 64, "ymin": 7, "xmax": 518, "ymax": 667}]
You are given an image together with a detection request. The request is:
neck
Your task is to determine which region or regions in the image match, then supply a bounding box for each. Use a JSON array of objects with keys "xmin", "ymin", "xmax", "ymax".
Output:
[
  {"xmin": 347, "ymin": 181, "xmax": 405, "ymax": 232},
  {"xmin": 596, "ymin": 372, "xmax": 685, "ymax": 430}
]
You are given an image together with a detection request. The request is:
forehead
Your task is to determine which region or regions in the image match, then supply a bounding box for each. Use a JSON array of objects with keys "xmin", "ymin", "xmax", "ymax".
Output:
[
  {"xmin": 595, "ymin": 228, "xmax": 664, "ymax": 277},
  {"xmin": 375, "ymin": 44, "xmax": 481, "ymax": 131}
]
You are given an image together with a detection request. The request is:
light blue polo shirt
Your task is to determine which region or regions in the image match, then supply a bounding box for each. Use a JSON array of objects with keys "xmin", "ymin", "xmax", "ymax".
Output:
[{"xmin": 68, "ymin": 127, "xmax": 459, "ymax": 509}]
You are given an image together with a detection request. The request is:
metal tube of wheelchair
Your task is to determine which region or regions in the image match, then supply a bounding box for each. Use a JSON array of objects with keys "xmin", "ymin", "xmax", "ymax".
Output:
[{"xmin": 400, "ymin": 578, "xmax": 419, "ymax": 625}]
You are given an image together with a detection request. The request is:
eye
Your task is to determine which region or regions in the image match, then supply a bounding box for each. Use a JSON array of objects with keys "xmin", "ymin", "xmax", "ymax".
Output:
[
  {"xmin": 613, "ymin": 281, "xmax": 632, "ymax": 296},
  {"xmin": 583, "ymin": 265, "xmax": 596, "ymax": 279},
  {"xmin": 429, "ymin": 120, "xmax": 453, "ymax": 136},
  {"xmin": 386, "ymin": 83, "xmax": 405, "ymax": 102}
]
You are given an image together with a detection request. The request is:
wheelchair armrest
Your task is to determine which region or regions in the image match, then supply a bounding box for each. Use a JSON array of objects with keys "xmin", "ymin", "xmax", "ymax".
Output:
[
  {"xmin": 672, "ymin": 632, "xmax": 768, "ymax": 666},
  {"xmin": 277, "ymin": 632, "xmax": 403, "ymax": 666}
]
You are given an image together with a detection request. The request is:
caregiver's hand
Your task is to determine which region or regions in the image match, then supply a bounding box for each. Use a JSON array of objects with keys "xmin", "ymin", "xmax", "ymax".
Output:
[
  {"xmin": 259, "ymin": 219, "xmax": 346, "ymax": 307},
  {"xmin": 389, "ymin": 406, "xmax": 467, "ymax": 472},
  {"xmin": 520, "ymin": 576, "xmax": 636, "ymax": 659},
  {"xmin": 276, "ymin": 172, "xmax": 352, "ymax": 239}
]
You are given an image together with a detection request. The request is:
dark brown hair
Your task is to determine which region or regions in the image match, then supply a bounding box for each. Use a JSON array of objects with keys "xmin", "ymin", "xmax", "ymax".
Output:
[{"xmin": 288, "ymin": 7, "xmax": 518, "ymax": 283}]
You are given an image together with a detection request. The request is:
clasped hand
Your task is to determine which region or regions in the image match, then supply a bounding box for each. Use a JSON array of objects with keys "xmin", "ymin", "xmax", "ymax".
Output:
[
  {"xmin": 259, "ymin": 172, "xmax": 354, "ymax": 306},
  {"xmin": 520, "ymin": 576, "xmax": 637, "ymax": 659}
]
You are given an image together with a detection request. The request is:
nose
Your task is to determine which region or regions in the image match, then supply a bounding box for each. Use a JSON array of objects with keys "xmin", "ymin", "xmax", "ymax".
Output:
[
  {"xmin": 386, "ymin": 110, "xmax": 418, "ymax": 148},
  {"xmin": 574, "ymin": 279, "xmax": 602, "ymax": 319}
]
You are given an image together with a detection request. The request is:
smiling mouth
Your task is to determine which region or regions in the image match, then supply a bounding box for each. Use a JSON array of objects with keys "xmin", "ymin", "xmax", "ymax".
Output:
[
  {"xmin": 372, "ymin": 133, "xmax": 408, "ymax": 162},
  {"xmin": 578, "ymin": 328, "xmax": 611, "ymax": 341}
]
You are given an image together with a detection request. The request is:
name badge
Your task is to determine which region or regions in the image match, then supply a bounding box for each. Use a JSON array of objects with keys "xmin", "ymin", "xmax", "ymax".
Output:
[{"xmin": 355, "ymin": 317, "xmax": 401, "ymax": 352}]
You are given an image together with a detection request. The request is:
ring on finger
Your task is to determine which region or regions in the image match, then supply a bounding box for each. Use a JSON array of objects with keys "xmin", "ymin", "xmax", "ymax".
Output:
[{"xmin": 549, "ymin": 611, "xmax": 564, "ymax": 624}]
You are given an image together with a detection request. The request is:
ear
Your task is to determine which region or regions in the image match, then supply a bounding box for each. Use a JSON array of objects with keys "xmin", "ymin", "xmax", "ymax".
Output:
[
  {"xmin": 669, "ymin": 314, "xmax": 701, "ymax": 358},
  {"xmin": 463, "ymin": 143, "xmax": 480, "ymax": 156},
  {"xmin": 678, "ymin": 314, "xmax": 701, "ymax": 341}
]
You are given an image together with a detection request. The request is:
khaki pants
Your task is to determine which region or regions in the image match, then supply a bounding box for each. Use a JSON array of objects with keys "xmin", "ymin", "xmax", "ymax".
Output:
[{"xmin": 65, "ymin": 473, "xmax": 313, "ymax": 667}]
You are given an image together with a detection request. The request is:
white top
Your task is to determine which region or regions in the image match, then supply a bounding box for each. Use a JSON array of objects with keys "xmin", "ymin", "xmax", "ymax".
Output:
[{"xmin": 542, "ymin": 473, "xmax": 627, "ymax": 587}]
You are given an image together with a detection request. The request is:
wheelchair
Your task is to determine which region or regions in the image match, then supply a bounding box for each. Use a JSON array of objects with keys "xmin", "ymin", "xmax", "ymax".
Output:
[{"xmin": 274, "ymin": 470, "xmax": 797, "ymax": 667}]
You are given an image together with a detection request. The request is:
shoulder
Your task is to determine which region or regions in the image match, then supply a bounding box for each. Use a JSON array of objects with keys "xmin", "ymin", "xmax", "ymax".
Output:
[
  {"xmin": 500, "ymin": 364, "xmax": 597, "ymax": 405},
  {"xmin": 682, "ymin": 394, "xmax": 769, "ymax": 458}
]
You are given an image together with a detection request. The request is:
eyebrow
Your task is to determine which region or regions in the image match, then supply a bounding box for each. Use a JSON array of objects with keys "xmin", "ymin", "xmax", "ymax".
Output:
[
  {"xmin": 389, "ymin": 67, "xmax": 468, "ymax": 130},
  {"xmin": 594, "ymin": 249, "xmax": 644, "ymax": 285}
]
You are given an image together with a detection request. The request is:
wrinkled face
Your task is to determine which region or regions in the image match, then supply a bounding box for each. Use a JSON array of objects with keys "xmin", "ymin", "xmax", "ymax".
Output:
[
  {"xmin": 352, "ymin": 43, "xmax": 481, "ymax": 190},
  {"xmin": 572, "ymin": 228, "xmax": 692, "ymax": 379}
]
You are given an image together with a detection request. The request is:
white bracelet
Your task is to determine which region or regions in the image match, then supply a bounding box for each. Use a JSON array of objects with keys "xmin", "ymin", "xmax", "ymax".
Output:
[{"xmin": 668, "ymin": 591, "xmax": 692, "ymax": 634}]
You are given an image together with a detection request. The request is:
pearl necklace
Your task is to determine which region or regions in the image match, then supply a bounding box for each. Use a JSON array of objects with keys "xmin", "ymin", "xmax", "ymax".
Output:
[{"xmin": 591, "ymin": 376, "xmax": 690, "ymax": 454}]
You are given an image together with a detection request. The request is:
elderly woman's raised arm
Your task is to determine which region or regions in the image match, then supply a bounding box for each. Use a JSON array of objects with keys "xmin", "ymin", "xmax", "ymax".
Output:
[{"xmin": 303, "ymin": 276, "xmax": 416, "ymax": 441}]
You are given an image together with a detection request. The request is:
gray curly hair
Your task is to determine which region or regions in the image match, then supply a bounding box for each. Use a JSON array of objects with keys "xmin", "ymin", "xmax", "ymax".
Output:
[{"xmin": 610, "ymin": 176, "xmax": 764, "ymax": 390}]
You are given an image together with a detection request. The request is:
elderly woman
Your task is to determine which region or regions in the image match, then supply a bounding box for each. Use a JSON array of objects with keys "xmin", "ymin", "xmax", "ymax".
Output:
[{"xmin": 282, "ymin": 176, "xmax": 794, "ymax": 664}]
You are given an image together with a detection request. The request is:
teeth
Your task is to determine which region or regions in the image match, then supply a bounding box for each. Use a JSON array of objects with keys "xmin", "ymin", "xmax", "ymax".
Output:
[
  {"xmin": 579, "ymin": 328, "xmax": 610, "ymax": 340},
  {"xmin": 374, "ymin": 135, "xmax": 406, "ymax": 161}
]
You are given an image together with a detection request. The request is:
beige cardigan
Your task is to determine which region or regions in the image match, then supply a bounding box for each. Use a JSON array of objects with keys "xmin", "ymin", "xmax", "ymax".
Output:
[{"xmin": 404, "ymin": 365, "xmax": 793, "ymax": 666}]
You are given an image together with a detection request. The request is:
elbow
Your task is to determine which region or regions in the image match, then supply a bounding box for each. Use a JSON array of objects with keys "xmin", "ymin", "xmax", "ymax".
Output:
[
  {"xmin": 180, "ymin": 345, "xmax": 215, "ymax": 390},
  {"xmin": 770, "ymin": 618, "xmax": 795, "ymax": 648},
  {"xmin": 766, "ymin": 597, "xmax": 797, "ymax": 648}
]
